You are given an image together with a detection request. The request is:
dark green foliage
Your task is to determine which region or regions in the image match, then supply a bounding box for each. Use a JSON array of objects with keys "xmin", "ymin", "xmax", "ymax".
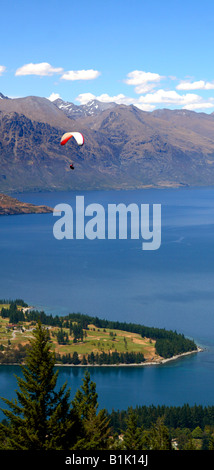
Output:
[
  {"xmin": 25, "ymin": 309, "xmax": 62, "ymax": 326},
  {"xmin": 110, "ymin": 403, "xmax": 214, "ymax": 434},
  {"xmin": 123, "ymin": 409, "xmax": 144, "ymax": 450},
  {"xmin": 148, "ymin": 417, "xmax": 172, "ymax": 450},
  {"xmin": 155, "ymin": 336, "xmax": 196, "ymax": 359},
  {"xmin": 71, "ymin": 323, "xmax": 84, "ymax": 343},
  {"xmin": 56, "ymin": 327, "xmax": 69, "ymax": 344},
  {"xmin": 72, "ymin": 370, "xmax": 98, "ymax": 420},
  {"xmin": 71, "ymin": 370, "xmax": 111, "ymax": 450},
  {"xmin": 1, "ymin": 302, "xmax": 25, "ymax": 324},
  {"xmin": 209, "ymin": 435, "xmax": 214, "ymax": 450},
  {"xmin": 87, "ymin": 351, "xmax": 145, "ymax": 365},
  {"xmin": 72, "ymin": 351, "xmax": 81, "ymax": 365}
]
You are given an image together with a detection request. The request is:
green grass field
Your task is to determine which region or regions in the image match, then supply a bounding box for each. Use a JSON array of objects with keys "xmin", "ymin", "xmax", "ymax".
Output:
[
  {"xmin": 0, "ymin": 309, "xmax": 158, "ymax": 362},
  {"xmin": 50, "ymin": 324, "xmax": 157, "ymax": 361}
]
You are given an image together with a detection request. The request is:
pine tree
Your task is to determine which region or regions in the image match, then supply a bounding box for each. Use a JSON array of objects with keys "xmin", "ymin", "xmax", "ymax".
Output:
[
  {"xmin": 123, "ymin": 409, "xmax": 143, "ymax": 450},
  {"xmin": 209, "ymin": 435, "xmax": 214, "ymax": 450},
  {"xmin": 74, "ymin": 406, "xmax": 111, "ymax": 450},
  {"xmin": 183, "ymin": 437, "xmax": 197, "ymax": 450},
  {"xmin": 149, "ymin": 417, "xmax": 172, "ymax": 450},
  {"xmin": 0, "ymin": 321, "xmax": 75, "ymax": 450},
  {"xmin": 72, "ymin": 370, "xmax": 98, "ymax": 420},
  {"xmin": 72, "ymin": 370, "xmax": 111, "ymax": 449}
]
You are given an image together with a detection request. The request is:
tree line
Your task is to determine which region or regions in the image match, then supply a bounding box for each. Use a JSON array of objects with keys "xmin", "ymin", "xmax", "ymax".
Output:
[
  {"xmin": 109, "ymin": 404, "xmax": 214, "ymax": 450},
  {"xmin": 55, "ymin": 350, "xmax": 145, "ymax": 365},
  {"xmin": 110, "ymin": 403, "xmax": 214, "ymax": 434}
]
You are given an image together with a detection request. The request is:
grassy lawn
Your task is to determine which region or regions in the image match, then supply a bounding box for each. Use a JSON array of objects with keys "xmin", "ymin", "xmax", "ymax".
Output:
[
  {"xmin": 51, "ymin": 324, "xmax": 157, "ymax": 361},
  {"xmin": 0, "ymin": 304, "xmax": 10, "ymax": 310},
  {"xmin": 0, "ymin": 311, "xmax": 158, "ymax": 362}
]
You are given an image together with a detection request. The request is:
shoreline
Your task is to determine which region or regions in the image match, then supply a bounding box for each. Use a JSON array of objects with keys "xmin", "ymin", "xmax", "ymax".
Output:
[
  {"xmin": 54, "ymin": 347, "xmax": 203, "ymax": 367},
  {"xmin": 0, "ymin": 348, "xmax": 203, "ymax": 368}
]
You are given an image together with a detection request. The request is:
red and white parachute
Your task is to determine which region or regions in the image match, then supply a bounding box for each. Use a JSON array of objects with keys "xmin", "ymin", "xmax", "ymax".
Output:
[{"xmin": 60, "ymin": 132, "xmax": 84, "ymax": 147}]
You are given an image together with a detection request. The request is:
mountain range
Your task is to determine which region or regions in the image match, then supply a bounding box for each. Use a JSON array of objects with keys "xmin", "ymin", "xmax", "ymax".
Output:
[{"xmin": 1, "ymin": 92, "xmax": 214, "ymax": 192}]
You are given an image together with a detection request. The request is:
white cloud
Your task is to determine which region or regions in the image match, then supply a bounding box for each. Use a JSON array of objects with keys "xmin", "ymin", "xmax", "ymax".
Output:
[
  {"xmin": 48, "ymin": 92, "xmax": 61, "ymax": 102},
  {"xmin": 76, "ymin": 93, "xmax": 96, "ymax": 104},
  {"xmin": 139, "ymin": 89, "xmax": 196, "ymax": 104},
  {"xmin": 76, "ymin": 92, "xmax": 155, "ymax": 111},
  {"xmin": 0, "ymin": 65, "xmax": 6, "ymax": 75},
  {"xmin": 15, "ymin": 62, "xmax": 63, "ymax": 76},
  {"xmin": 76, "ymin": 92, "xmax": 129, "ymax": 105},
  {"xmin": 138, "ymin": 89, "xmax": 195, "ymax": 104},
  {"xmin": 177, "ymin": 80, "xmax": 214, "ymax": 91},
  {"xmin": 183, "ymin": 102, "xmax": 214, "ymax": 110},
  {"xmin": 138, "ymin": 89, "xmax": 214, "ymax": 110},
  {"xmin": 96, "ymin": 93, "xmax": 132, "ymax": 104},
  {"xmin": 76, "ymin": 88, "xmax": 214, "ymax": 112},
  {"xmin": 97, "ymin": 93, "xmax": 155, "ymax": 110},
  {"xmin": 125, "ymin": 70, "xmax": 163, "ymax": 93},
  {"xmin": 61, "ymin": 69, "xmax": 101, "ymax": 81},
  {"xmin": 133, "ymin": 103, "xmax": 156, "ymax": 111}
]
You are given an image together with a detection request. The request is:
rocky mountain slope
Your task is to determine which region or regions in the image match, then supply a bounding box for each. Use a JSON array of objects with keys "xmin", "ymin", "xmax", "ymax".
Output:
[
  {"xmin": 1, "ymin": 93, "xmax": 214, "ymax": 192},
  {"xmin": 53, "ymin": 98, "xmax": 117, "ymax": 120}
]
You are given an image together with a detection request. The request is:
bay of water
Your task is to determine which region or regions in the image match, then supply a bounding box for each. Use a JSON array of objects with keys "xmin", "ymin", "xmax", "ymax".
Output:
[{"xmin": 1, "ymin": 187, "xmax": 214, "ymax": 417}]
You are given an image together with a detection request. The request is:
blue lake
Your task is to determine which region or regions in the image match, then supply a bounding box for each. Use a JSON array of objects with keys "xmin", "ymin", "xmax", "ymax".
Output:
[{"xmin": 1, "ymin": 187, "xmax": 214, "ymax": 417}]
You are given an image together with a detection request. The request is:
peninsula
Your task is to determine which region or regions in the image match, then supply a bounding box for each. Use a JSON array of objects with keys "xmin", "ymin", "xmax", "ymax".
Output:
[
  {"xmin": 0, "ymin": 300, "xmax": 199, "ymax": 366},
  {"xmin": 0, "ymin": 193, "xmax": 52, "ymax": 215}
]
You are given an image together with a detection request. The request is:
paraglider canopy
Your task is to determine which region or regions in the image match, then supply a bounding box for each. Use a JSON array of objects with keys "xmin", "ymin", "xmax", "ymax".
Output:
[{"xmin": 60, "ymin": 132, "xmax": 84, "ymax": 146}]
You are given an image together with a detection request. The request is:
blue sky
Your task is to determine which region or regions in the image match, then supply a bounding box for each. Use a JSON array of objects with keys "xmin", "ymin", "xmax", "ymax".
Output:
[{"xmin": 1, "ymin": 0, "xmax": 214, "ymax": 112}]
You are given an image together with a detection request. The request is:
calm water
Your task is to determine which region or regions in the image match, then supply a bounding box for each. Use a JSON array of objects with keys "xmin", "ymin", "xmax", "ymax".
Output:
[{"xmin": 1, "ymin": 187, "xmax": 214, "ymax": 417}]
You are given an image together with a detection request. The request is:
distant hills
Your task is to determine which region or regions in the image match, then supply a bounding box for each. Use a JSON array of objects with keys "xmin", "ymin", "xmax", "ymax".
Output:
[{"xmin": 1, "ymin": 92, "xmax": 214, "ymax": 192}]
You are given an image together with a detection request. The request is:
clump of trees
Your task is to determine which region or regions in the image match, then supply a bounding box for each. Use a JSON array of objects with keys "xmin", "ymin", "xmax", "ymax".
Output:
[
  {"xmin": 56, "ymin": 327, "xmax": 69, "ymax": 345},
  {"xmin": 155, "ymin": 336, "xmax": 196, "ymax": 359},
  {"xmin": 55, "ymin": 351, "xmax": 145, "ymax": 365},
  {"xmin": 87, "ymin": 351, "xmax": 145, "ymax": 365},
  {"xmin": 1, "ymin": 301, "xmax": 25, "ymax": 324},
  {"xmin": 70, "ymin": 323, "xmax": 84, "ymax": 343}
]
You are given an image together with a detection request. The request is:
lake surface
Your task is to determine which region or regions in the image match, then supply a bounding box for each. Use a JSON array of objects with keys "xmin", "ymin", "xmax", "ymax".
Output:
[{"xmin": 1, "ymin": 187, "xmax": 214, "ymax": 418}]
